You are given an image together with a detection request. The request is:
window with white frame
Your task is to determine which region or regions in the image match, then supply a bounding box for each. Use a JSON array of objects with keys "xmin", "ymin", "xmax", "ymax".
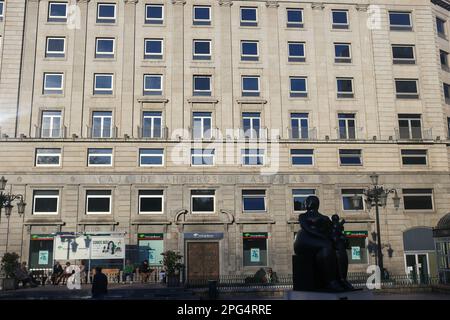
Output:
[
  {"xmin": 392, "ymin": 45, "xmax": 415, "ymax": 64},
  {"xmin": 193, "ymin": 75, "xmax": 211, "ymax": 96},
  {"xmin": 332, "ymin": 9, "xmax": 349, "ymax": 29},
  {"xmin": 395, "ymin": 79, "xmax": 419, "ymax": 99},
  {"xmin": 441, "ymin": 50, "xmax": 448, "ymax": 68},
  {"xmin": 144, "ymin": 39, "xmax": 163, "ymax": 59},
  {"xmin": 342, "ymin": 189, "xmax": 364, "ymax": 211},
  {"xmin": 48, "ymin": 2, "xmax": 68, "ymax": 22},
  {"xmin": 0, "ymin": 1, "xmax": 4, "ymax": 19},
  {"xmin": 338, "ymin": 113, "xmax": 356, "ymax": 139},
  {"xmin": 401, "ymin": 150, "xmax": 427, "ymax": 165},
  {"xmin": 336, "ymin": 77, "xmax": 354, "ymax": 98},
  {"xmin": 398, "ymin": 114, "xmax": 422, "ymax": 139},
  {"xmin": 193, "ymin": 5, "xmax": 211, "ymax": 25},
  {"xmin": 144, "ymin": 74, "xmax": 163, "ymax": 95},
  {"xmin": 241, "ymin": 41, "xmax": 259, "ymax": 61},
  {"xmin": 240, "ymin": 7, "xmax": 257, "ymax": 26},
  {"xmin": 193, "ymin": 40, "xmax": 211, "ymax": 60},
  {"xmin": 242, "ymin": 112, "xmax": 261, "ymax": 139},
  {"xmin": 87, "ymin": 148, "xmax": 113, "ymax": 166},
  {"xmin": 191, "ymin": 149, "xmax": 215, "ymax": 166},
  {"xmin": 403, "ymin": 189, "xmax": 433, "ymax": 210},
  {"xmin": 242, "ymin": 190, "xmax": 266, "ymax": 212},
  {"xmin": 389, "ymin": 11, "xmax": 412, "ymax": 30},
  {"xmin": 43, "ymin": 73, "xmax": 63, "ymax": 94},
  {"xmin": 437, "ymin": 17, "xmax": 447, "ymax": 38},
  {"xmin": 139, "ymin": 190, "xmax": 164, "ymax": 214},
  {"xmin": 192, "ymin": 112, "xmax": 212, "ymax": 139},
  {"xmin": 334, "ymin": 43, "xmax": 351, "ymax": 63},
  {"xmin": 92, "ymin": 111, "xmax": 112, "ymax": 138},
  {"xmin": 41, "ymin": 111, "xmax": 62, "ymax": 138},
  {"xmin": 33, "ymin": 190, "xmax": 59, "ymax": 215},
  {"xmin": 290, "ymin": 77, "xmax": 307, "ymax": 97},
  {"xmin": 95, "ymin": 38, "xmax": 115, "ymax": 58},
  {"xmin": 444, "ymin": 83, "xmax": 450, "ymax": 104},
  {"xmin": 145, "ymin": 4, "xmax": 164, "ymax": 24},
  {"xmin": 286, "ymin": 8, "xmax": 303, "ymax": 28},
  {"xmin": 293, "ymin": 189, "xmax": 316, "ymax": 212},
  {"xmin": 291, "ymin": 149, "xmax": 314, "ymax": 166},
  {"xmin": 142, "ymin": 111, "xmax": 163, "ymax": 138},
  {"xmin": 242, "ymin": 76, "xmax": 260, "ymax": 96},
  {"xmin": 97, "ymin": 3, "xmax": 116, "ymax": 23},
  {"xmin": 139, "ymin": 148, "xmax": 164, "ymax": 166},
  {"xmin": 288, "ymin": 42, "xmax": 305, "ymax": 62},
  {"xmin": 339, "ymin": 149, "xmax": 362, "ymax": 166},
  {"xmin": 191, "ymin": 190, "xmax": 215, "ymax": 213},
  {"xmin": 241, "ymin": 149, "xmax": 264, "ymax": 166},
  {"xmin": 36, "ymin": 148, "xmax": 61, "ymax": 166},
  {"xmin": 94, "ymin": 74, "xmax": 113, "ymax": 95},
  {"xmin": 86, "ymin": 190, "xmax": 112, "ymax": 214},
  {"xmin": 46, "ymin": 37, "xmax": 65, "ymax": 58},
  {"xmin": 290, "ymin": 113, "xmax": 309, "ymax": 139}
]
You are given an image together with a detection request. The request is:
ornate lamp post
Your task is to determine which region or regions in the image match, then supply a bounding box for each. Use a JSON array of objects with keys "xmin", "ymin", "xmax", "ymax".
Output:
[
  {"xmin": 0, "ymin": 176, "xmax": 26, "ymax": 251},
  {"xmin": 351, "ymin": 173, "xmax": 400, "ymax": 278}
]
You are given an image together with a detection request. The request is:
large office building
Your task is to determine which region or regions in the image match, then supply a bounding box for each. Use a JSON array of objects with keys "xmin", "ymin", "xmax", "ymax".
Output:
[{"xmin": 0, "ymin": 0, "xmax": 450, "ymax": 281}]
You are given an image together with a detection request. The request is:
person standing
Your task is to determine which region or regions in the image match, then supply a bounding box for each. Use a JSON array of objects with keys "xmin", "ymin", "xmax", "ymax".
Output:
[
  {"xmin": 139, "ymin": 259, "xmax": 151, "ymax": 283},
  {"xmin": 122, "ymin": 260, "xmax": 135, "ymax": 283},
  {"xmin": 91, "ymin": 267, "xmax": 108, "ymax": 299},
  {"xmin": 51, "ymin": 261, "xmax": 63, "ymax": 285}
]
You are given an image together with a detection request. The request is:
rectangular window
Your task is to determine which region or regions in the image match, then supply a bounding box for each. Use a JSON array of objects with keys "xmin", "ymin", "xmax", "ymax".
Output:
[
  {"xmin": 242, "ymin": 76, "xmax": 260, "ymax": 96},
  {"xmin": 241, "ymin": 41, "xmax": 259, "ymax": 61},
  {"xmin": 332, "ymin": 10, "xmax": 349, "ymax": 29},
  {"xmin": 193, "ymin": 40, "xmax": 211, "ymax": 60},
  {"xmin": 342, "ymin": 189, "xmax": 364, "ymax": 211},
  {"xmin": 33, "ymin": 190, "xmax": 59, "ymax": 215},
  {"xmin": 334, "ymin": 43, "xmax": 351, "ymax": 63},
  {"xmin": 339, "ymin": 149, "xmax": 362, "ymax": 166},
  {"xmin": 293, "ymin": 189, "xmax": 316, "ymax": 212},
  {"xmin": 440, "ymin": 50, "xmax": 448, "ymax": 68},
  {"xmin": 401, "ymin": 150, "xmax": 427, "ymax": 165},
  {"xmin": 398, "ymin": 114, "xmax": 422, "ymax": 139},
  {"xmin": 336, "ymin": 78, "xmax": 354, "ymax": 98},
  {"xmin": 392, "ymin": 45, "xmax": 415, "ymax": 64},
  {"xmin": 242, "ymin": 112, "xmax": 261, "ymax": 139},
  {"xmin": 290, "ymin": 113, "xmax": 309, "ymax": 139},
  {"xmin": 191, "ymin": 190, "xmax": 215, "ymax": 213},
  {"xmin": 403, "ymin": 189, "xmax": 433, "ymax": 210},
  {"xmin": 290, "ymin": 77, "xmax": 307, "ymax": 97},
  {"xmin": 92, "ymin": 111, "xmax": 112, "ymax": 138},
  {"xmin": 286, "ymin": 8, "xmax": 303, "ymax": 28},
  {"xmin": 139, "ymin": 190, "xmax": 164, "ymax": 214},
  {"xmin": 144, "ymin": 74, "xmax": 163, "ymax": 95},
  {"xmin": 191, "ymin": 149, "xmax": 215, "ymax": 166},
  {"xmin": 94, "ymin": 74, "xmax": 113, "ymax": 95},
  {"xmin": 395, "ymin": 79, "xmax": 419, "ymax": 99},
  {"xmin": 145, "ymin": 4, "xmax": 163, "ymax": 24},
  {"xmin": 97, "ymin": 3, "xmax": 116, "ymax": 23},
  {"xmin": 46, "ymin": 37, "xmax": 65, "ymax": 58},
  {"xmin": 43, "ymin": 73, "xmax": 63, "ymax": 94},
  {"xmin": 241, "ymin": 149, "xmax": 264, "ymax": 166},
  {"xmin": 193, "ymin": 75, "xmax": 212, "ymax": 96},
  {"xmin": 291, "ymin": 149, "xmax": 314, "ymax": 166},
  {"xmin": 443, "ymin": 83, "xmax": 450, "ymax": 104},
  {"xmin": 437, "ymin": 17, "xmax": 446, "ymax": 38},
  {"xmin": 240, "ymin": 7, "xmax": 257, "ymax": 27},
  {"xmin": 242, "ymin": 190, "xmax": 266, "ymax": 212},
  {"xmin": 338, "ymin": 113, "xmax": 356, "ymax": 139},
  {"xmin": 95, "ymin": 38, "xmax": 115, "ymax": 58},
  {"xmin": 48, "ymin": 2, "xmax": 68, "ymax": 22},
  {"xmin": 144, "ymin": 39, "xmax": 163, "ymax": 59},
  {"xmin": 192, "ymin": 112, "xmax": 212, "ymax": 139},
  {"xmin": 87, "ymin": 148, "xmax": 113, "ymax": 166},
  {"xmin": 36, "ymin": 148, "xmax": 61, "ymax": 167},
  {"xmin": 288, "ymin": 42, "xmax": 305, "ymax": 62},
  {"xmin": 448, "ymin": 118, "xmax": 450, "ymax": 138},
  {"xmin": 243, "ymin": 233, "xmax": 268, "ymax": 267},
  {"xmin": 142, "ymin": 111, "xmax": 163, "ymax": 138},
  {"xmin": 193, "ymin": 5, "xmax": 211, "ymax": 25},
  {"xmin": 0, "ymin": 1, "xmax": 4, "ymax": 19},
  {"xmin": 41, "ymin": 111, "xmax": 62, "ymax": 138},
  {"xmin": 389, "ymin": 11, "xmax": 412, "ymax": 30},
  {"xmin": 86, "ymin": 190, "xmax": 112, "ymax": 214},
  {"xmin": 139, "ymin": 148, "xmax": 164, "ymax": 166}
]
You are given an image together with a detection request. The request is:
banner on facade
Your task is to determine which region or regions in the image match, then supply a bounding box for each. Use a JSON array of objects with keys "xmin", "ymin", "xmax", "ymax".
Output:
[
  {"xmin": 54, "ymin": 233, "xmax": 89, "ymax": 260},
  {"xmin": 90, "ymin": 236, "xmax": 125, "ymax": 259}
]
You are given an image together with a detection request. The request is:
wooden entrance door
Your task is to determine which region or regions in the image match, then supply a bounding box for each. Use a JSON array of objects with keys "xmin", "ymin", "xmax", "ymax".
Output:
[{"xmin": 187, "ymin": 242, "xmax": 220, "ymax": 282}]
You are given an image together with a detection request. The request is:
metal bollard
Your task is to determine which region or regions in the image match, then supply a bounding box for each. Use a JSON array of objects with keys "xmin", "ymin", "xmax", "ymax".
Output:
[{"xmin": 208, "ymin": 280, "xmax": 218, "ymax": 300}]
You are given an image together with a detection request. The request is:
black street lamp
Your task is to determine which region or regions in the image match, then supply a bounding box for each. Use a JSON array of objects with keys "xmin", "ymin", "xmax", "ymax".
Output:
[{"xmin": 351, "ymin": 173, "xmax": 400, "ymax": 278}]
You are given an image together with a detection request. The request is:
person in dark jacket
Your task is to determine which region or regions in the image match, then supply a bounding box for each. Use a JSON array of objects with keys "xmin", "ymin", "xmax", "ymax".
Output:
[{"xmin": 91, "ymin": 267, "xmax": 108, "ymax": 299}]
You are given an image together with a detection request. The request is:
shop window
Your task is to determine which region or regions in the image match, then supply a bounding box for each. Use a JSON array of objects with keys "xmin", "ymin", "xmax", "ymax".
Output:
[{"xmin": 243, "ymin": 233, "xmax": 268, "ymax": 267}]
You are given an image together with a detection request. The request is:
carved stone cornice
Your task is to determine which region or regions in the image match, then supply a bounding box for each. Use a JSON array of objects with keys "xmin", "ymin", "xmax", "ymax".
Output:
[
  {"xmin": 124, "ymin": 0, "xmax": 139, "ymax": 4},
  {"xmin": 311, "ymin": 2, "xmax": 325, "ymax": 10},
  {"xmin": 171, "ymin": 0, "xmax": 186, "ymax": 5},
  {"xmin": 265, "ymin": 1, "xmax": 279, "ymax": 8},
  {"xmin": 218, "ymin": 0, "xmax": 233, "ymax": 7},
  {"xmin": 355, "ymin": 4, "xmax": 369, "ymax": 12},
  {"xmin": 76, "ymin": 0, "xmax": 91, "ymax": 3}
]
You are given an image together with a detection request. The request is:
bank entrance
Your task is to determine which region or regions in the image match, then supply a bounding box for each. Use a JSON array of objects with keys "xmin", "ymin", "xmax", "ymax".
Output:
[{"xmin": 186, "ymin": 242, "xmax": 220, "ymax": 282}]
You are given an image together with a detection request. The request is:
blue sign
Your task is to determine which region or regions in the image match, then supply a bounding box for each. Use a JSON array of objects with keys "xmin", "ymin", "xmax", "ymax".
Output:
[{"xmin": 184, "ymin": 232, "xmax": 224, "ymax": 240}]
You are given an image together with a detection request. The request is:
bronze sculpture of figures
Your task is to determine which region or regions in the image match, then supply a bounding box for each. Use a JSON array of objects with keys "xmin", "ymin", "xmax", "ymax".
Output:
[{"xmin": 293, "ymin": 195, "xmax": 354, "ymax": 292}]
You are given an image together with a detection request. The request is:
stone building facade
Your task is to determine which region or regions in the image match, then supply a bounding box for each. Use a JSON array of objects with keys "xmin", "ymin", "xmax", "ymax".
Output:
[{"xmin": 0, "ymin": 0, "xmax": 450, "ymax": 279}]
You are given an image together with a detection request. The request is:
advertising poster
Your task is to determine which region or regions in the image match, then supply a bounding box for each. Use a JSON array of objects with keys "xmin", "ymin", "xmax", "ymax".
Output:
[
  {"xmin": 90, "ymin": 236, "xmax": 125, "ymax": 259},
  {"xmin": 54, "ymin": 234, "xmax": 90, "ymax": 260},
  {"xmin": 250, "ymin": 248, "xmax": 260, "ymax": 262},
  {"xmin": 139, "ymin": 240, "xmax": 164, "ymax": 265},
  {"xmin": 38, "ymin": 251, "xmax": 49, "ymax": 265},
  {"xmin": 351, "ymin": 246, "xmax": 361, "ymax": 260}
]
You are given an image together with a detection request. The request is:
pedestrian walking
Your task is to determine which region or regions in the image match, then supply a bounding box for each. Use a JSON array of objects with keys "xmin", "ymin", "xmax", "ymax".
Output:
[{"xmin": 91, "ymin": 266, "xmax": 108, "ymax": 299}]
